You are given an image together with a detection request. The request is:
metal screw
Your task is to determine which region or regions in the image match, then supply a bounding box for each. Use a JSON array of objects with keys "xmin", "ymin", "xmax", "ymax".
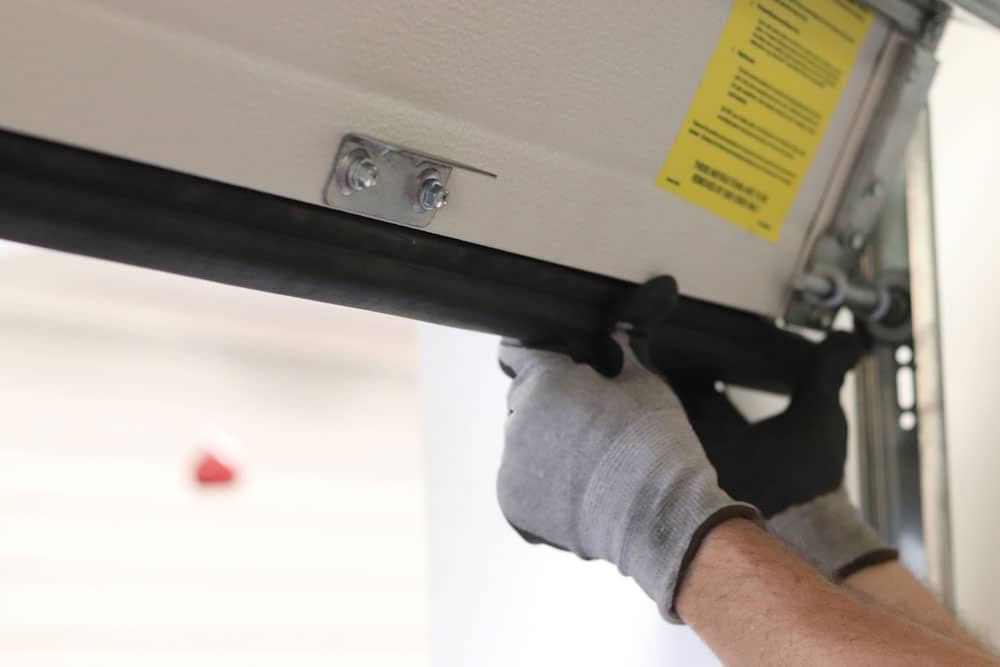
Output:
[
  {"xmin": 415, "ymin": 171, "xmax": 449, "ymax": 212},
  {"xmin": 344, "ymin": 155, "xmax": 378, "ymax": 193}
]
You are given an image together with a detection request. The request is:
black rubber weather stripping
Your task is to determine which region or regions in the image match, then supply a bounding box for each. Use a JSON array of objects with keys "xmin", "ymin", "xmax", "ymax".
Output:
[{"xmin": 0, "ymin": 130, "xmax": 812, "ymax": 393}]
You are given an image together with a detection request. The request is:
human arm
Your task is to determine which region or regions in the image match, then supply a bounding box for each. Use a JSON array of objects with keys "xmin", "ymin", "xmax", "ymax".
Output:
[
  {"xmin": 672, "ymin": 333, "xmax": 989, "ymax": 653},
  {"xmin": 843, "ymin": 560, "xmax": 992, "ymax": 655},
  {"xmin": 496, "ymin": 332, "xmax": 990, "ymax": 663},
  {"xmin": 678, "ymin": 519, "xmax": 999, "ymax": 667}
]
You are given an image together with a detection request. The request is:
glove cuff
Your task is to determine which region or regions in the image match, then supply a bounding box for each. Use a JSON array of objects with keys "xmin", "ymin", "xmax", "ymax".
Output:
[
  {"xmin": 636, "ymin": 479, "xmax": 762, "ymax": 625},
  {"xmin": 578, "ymin": 410, "xmax": 764, "ymax": 624},
  {"xmin": 767, "ymin": 488, "xmax": 897, "ymax": 581}
]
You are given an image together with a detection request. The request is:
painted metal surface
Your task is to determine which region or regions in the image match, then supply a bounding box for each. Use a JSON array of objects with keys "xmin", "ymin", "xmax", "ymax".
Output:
[{"xmin": 1, "ymin": 0, "xmax": 892, "ymax": 316}]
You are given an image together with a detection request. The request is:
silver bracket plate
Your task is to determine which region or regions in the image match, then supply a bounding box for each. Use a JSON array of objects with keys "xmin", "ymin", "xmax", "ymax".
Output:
[{"xmin": 323, "ymin": 134, "xmax": 493, "ymax": 229}]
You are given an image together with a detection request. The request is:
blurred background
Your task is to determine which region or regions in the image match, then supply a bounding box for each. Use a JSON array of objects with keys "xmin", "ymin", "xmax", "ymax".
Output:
[
  {"xmin": 0, "ymin": 244, "xmax": 428, "ymax": 666},
  {"xmin": 2, "ymin": 10, "xmax": 1000, "ymax": 667}
]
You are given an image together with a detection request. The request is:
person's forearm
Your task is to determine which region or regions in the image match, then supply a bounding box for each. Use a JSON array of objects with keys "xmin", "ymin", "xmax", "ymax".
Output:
[
  {"xmin": 843, "ymin": 560, "xmax": 993, "ymax": 656},
  {"xmin": 676, "ymin": 520, "xmax": 999, "ymax": 667}
]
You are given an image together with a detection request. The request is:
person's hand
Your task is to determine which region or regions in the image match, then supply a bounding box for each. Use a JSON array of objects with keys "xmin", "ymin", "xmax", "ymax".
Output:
[
  {"xmin": 672, "ymin": 332, "xmax": 897, "ymax": 580},
  {"xmin": 496, "ymin": 334, "xmax": 761, "ymax": 621}
]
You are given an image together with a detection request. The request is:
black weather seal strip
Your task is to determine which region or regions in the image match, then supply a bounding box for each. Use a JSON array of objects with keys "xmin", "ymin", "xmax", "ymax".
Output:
[{"xmin": 0, "ymin": 129, "xmax": 813, "ymax": 393}]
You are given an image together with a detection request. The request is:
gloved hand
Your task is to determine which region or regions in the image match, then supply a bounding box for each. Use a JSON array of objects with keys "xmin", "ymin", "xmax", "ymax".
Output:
[
  {"xmin": 497, "ymin": 334, "xmax": 762, "ymax": 622},
  {"xmin": 672, "ymin": 332, "xmax": 897, "ymax": 581}
]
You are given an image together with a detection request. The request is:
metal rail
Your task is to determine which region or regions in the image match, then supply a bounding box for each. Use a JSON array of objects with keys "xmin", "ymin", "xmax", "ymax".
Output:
[{"xmin": 854, "ymin": 111, "xmax": 953, "ymax": 604}]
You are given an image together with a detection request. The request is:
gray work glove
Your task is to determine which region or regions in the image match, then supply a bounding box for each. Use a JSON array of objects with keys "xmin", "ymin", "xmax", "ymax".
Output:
[
  {"xmin": 497, "ymin": 335, "xmax": 762, "ymax": 622},
  {"xmin": 673, "ymin": 333, "xmax": 897, "ymax": 581}
]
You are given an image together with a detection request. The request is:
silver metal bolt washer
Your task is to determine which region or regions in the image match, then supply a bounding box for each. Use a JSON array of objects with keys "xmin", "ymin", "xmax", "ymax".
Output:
[{"xmin": 416, "ymin": 171, "xmax": 449, "ymax": 212}]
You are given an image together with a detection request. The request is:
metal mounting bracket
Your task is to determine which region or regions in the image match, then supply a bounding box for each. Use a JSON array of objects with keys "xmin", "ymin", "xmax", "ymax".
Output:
[{"xmin": 323, "ymin": 134, "xmax": 495, "ymax": 229}]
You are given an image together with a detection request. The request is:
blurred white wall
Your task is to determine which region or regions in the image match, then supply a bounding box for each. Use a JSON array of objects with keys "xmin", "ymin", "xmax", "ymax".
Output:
[
  {"xmin": 930, "ymin": 13, "xmax": 1000, "ymax": 644},
  {"xmin": 0, "ymin": 249, "xmax": 427, "ymax": 666}
]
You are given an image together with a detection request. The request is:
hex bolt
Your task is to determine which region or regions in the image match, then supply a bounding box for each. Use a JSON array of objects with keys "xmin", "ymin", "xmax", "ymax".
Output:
[
  {"xmin": 415, "ymin": 171, "xmax": 449, "ymax": 212},
  {"xmin": 344, "ymin": 154, "xmax": 378, "ymax": 193}
]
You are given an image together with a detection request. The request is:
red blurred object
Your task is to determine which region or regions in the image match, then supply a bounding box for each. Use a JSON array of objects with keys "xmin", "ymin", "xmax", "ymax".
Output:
[{"xmin": 194, "ymin": 451, "xmax": 237, "ymax": 485}]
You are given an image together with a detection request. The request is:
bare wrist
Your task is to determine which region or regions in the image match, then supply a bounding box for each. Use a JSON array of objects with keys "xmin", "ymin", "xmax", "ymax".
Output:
[{"xmin": 674, "ymin": 518, "xmax": 767, "ymax": 622}]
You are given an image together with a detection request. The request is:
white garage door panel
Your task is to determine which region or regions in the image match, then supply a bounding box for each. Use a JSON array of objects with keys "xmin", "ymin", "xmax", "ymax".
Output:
[{"xmin": 1, "ymin": 0, "xmax": 890, "ymax": 316}]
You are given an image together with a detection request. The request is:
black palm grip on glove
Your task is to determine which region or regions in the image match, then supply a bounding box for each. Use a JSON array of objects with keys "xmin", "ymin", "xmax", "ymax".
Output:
[
  {"xmin": 673, "ymin": 332, "xmax": 863, "ymax": 518},
  {"xmin": 498, "ymin": 276, "xmax": 679, "ymax": 380}
]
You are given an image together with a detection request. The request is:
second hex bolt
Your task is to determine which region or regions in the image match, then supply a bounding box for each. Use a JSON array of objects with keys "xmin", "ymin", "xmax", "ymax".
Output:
[{"xmin": 415, "ymin": 169, "xmax": 449, "ymax": 212}]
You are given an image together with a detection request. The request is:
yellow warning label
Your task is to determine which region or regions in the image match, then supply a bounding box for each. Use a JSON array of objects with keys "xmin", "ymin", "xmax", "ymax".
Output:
[{"xmin": 656, "ymin": 0, "xmax": 874, "ymax": 242}]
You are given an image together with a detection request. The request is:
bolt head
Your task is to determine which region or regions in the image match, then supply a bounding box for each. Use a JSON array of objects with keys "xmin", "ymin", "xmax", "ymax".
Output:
[
  {"xmin": 346, "ymin": 157, "xmax": 378, "ymax": 192},
  {"xmin": 417, "ymin": 178, "xmax": 449, "ymax": 211}
]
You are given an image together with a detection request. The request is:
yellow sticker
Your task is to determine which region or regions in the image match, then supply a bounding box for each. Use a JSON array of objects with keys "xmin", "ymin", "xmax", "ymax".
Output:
[{"xmin": 656, "ymin": 0, "xmax": 874, "ymax": 241}]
